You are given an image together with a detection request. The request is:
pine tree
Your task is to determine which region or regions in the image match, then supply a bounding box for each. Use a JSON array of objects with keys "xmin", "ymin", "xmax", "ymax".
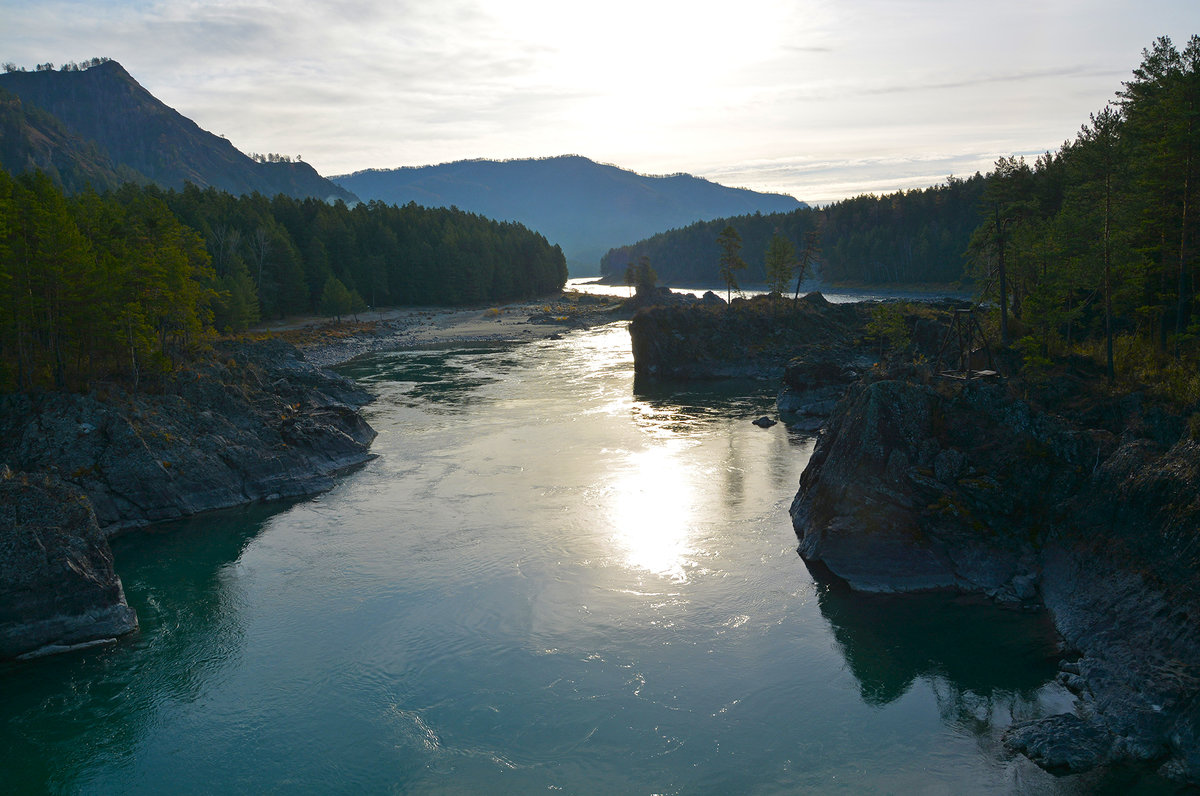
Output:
[
  {"xmin": 764, "ymin": 234, "xmax": 796, "ymax": 297},
  {"xmin": 716, "ymin": 225, "xmax": 747, "ymax": 303}
]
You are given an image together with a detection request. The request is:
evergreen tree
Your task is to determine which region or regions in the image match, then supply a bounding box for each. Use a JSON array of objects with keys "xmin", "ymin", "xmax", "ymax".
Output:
[
  {"xmin": 319, "ymin": 274, "xmax": 354, "ymax": 321},
  {"xmin": 716, "ymin": 225, "xmax": 747, "ymax": 303},
  {"xmin": 969, "ymin": 156, "xmax": 1034, "ymax": 343},
  {"xmin": 764, "ymin": 234, "xmax": 796, "ymax": 296}
]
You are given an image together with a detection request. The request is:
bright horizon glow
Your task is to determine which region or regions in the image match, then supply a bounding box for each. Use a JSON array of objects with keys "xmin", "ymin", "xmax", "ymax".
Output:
[{"xmin": 2, "ymin": 1, "xmax": 1199, "ymax": 203}]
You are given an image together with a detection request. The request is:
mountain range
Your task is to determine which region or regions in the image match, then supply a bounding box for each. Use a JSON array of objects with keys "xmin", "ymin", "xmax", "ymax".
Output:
[
  {"xmin": 334, "ymin": 157, "xmax": 804, "ymax": 274},
  {"xmin": 0, "ymin": 61, "xmax": 805, "ymax": 271},
  {"xmin": 0, "ymin": 61, "xmax": 355, "ymax": 202}
]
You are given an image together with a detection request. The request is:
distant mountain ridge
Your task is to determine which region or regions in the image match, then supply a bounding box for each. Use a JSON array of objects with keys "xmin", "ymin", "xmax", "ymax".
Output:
[
  {"xmin": 333, "ymin": 156, "xmax": 804, "ymax": 274},
  {"xmin": 0, "ymin": 61, "xmax": 356, "ymax": 202}
]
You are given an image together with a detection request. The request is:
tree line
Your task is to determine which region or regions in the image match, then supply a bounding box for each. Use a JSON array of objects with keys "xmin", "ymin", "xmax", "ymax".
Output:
[
  {"xmin": 600, "ymin": 174, "xmax": 987, "ymax": 286},
  {"xmin": 0, "ymin": 170, "xmax": 567, "ymax": 392},
  {"xmin": 962, "ymin": 34, "xmax": 1200, "ymax": 401},
  {"xmin": 603, "ymin": 34, "xmax": 1200, "ymax": 401}
]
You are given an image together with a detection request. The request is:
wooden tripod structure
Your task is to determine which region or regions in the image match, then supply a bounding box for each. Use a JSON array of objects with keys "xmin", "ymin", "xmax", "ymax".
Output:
[{"xmin": 933, "ymin": 309, "xmax": 998, "ymax": 381}]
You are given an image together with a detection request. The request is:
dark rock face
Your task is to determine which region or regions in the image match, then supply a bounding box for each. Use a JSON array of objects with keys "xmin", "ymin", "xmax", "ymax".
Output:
[
  {"xmin": 791, "ymin": 379, "xmax": 1058, "ymax": 597},
  {"xmin": 0, "ymin": 470, "xmax": 137, "ymax": 659},
  {"xmin": 790, "ymin": 376, "xmax": 1200, "ymax": 783},
  {"xmin": 777, "ymin": 352, "xmax": 869, "ymax": 430},
  {"xmin": 0, "ymin": 338, "xmax": 376, "ymax": 660},
  {"xmin": 629, "ymin": 293, "xmax": 873, "ymax": 380},
  {"xmin": 1004, "ymin": 714, "xmax": 1117, "ymax": 775},
  {"xmin": 0, "ymin": 339, "xmax": 376, "ymax": 533}
]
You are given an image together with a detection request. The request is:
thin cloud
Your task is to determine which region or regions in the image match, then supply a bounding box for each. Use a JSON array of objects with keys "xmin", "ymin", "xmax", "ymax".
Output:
[
  {"xmin": 3, "ymin": 0, "xmax": 1199, "ymax": 200},
  {"xmin": 861, "ymin": 65, "xmax": 1128, "ymax": 96}
]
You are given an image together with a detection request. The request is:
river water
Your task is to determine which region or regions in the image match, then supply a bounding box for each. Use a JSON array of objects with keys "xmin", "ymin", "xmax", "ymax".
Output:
[{"xmin": 0, "ymin": 322, "xmax": 1171, "ymax": 793}]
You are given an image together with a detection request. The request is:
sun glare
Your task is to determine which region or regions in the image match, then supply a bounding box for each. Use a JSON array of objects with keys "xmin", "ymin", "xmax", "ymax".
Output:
[{"xmin": 610, "ymin": 443, "xmax": 698, "ymax": 581}]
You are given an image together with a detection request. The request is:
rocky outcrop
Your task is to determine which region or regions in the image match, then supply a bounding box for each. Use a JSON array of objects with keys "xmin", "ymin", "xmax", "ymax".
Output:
[
  {"xmin": 629, "ymin": 293, "xmax": 874, "ymax": 380},
  {"xmin": 777, "ymin": 351, "xmax": 870, "ymax": 431},
  {"xmin": 0, "ymin": 338, "xmax": 376, "ymax": 533},
  {"xmin": 790, "ymin": 375, "xmax": 1200, "ymax": 783},
  {"xmin": 0, "ymin": 469, "xmax": 138, "ymax": 659},
  {"xmin": 0, "ymin": 338, "xmax": 377, "ymax": 660}
]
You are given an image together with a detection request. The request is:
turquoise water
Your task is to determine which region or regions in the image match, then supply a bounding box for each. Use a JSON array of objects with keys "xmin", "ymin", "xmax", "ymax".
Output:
[{"xmin": 0, "ymin": 323, "xmax": 1174, "ymax": 793}]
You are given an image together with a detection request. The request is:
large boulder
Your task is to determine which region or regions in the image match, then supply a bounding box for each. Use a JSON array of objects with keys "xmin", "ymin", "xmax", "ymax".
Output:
[
  {"xmin": 791, "ymin": 379, "xmax": 1061, "ymax": 597},
  {"xmin": 0, "ymin": 469, "xmax": 137, "ymax": 659},
  {"xmin": 790, "ymin": 375, "xmax": 1200, "ymax": 783}
]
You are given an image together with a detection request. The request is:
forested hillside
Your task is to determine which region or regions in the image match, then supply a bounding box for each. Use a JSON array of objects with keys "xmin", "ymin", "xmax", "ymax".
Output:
[
  {"xmin": 600, "ymin": 174, "xmax": 986, "ymax": 286},
  {"xmin": 335, "ymin": 155, "xmax": 804, "ymax": 273},
  {"xmin": 0, "ymin": 170, "xmax": 567, "ymax": 392}
]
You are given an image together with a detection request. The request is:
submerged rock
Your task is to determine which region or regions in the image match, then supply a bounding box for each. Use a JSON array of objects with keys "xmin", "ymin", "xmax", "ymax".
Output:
[
  {"xmin": 0, "ymin": 471, "xmax": 137, "ymax": 660},
  {"xmin": 1004, "ymin": 714, "xmax": 1117, "ymax": 775}
]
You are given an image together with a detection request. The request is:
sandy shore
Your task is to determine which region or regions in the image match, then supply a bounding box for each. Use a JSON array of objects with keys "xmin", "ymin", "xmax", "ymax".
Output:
[{"xmin": 252, "ymin": 293, "xmax": 628, "ymax": 368}]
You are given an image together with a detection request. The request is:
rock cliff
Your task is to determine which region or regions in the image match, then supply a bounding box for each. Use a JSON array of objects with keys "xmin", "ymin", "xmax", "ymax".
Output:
[
  {"xmin": 0, "ymin": 339, "xmax": 376, "ymax": 533},
  {"xmin": 791, "ymin": 375, "xmax": 1200, "ymax": 783},
  {"xmin": 0, "ymin": 469, "xmax": 138, "ymax": 659},
  {"xmin": 629, "ymin": 293, "xmax": 874, "ymax": 380},
  {"xmin": 0, "ymin": 338, "xmax": 376, "ymax": 659}
]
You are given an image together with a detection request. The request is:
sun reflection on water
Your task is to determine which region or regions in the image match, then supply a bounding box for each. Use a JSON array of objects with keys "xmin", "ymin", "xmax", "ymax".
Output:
[{"xmin": 610, "ymin": 442, "xmax": 699, "ymax": 582}]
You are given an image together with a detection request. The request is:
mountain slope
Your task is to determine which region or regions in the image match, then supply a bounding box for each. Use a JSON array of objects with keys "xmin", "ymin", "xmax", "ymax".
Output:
[
  {"xmin": 333, "ymin": 156, "xmax": 804, "ymax": 273},
  {"xmin": 0, "ymin": 87, "xmax": 142, "ymax": 193},
  {"xmin": 0, "ymin": 62, "xmax": 356, "ymax": 202}
]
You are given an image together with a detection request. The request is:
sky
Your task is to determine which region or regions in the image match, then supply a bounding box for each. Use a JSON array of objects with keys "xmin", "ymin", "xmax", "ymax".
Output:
[{"xmin": 3, "ymin": 0, "xmax": 1200, "ymax": 204}]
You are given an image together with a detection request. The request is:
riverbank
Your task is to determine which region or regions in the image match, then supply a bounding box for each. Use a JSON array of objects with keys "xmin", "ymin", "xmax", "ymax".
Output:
[
  {"xmin": 0, "ymin": 289, "xmax": 630, "ymax": 660},
  {"xmin": 792, "ymin": 369, "xmax": 1200, "ymax": 784},
  {"xmin": 0, "ymin": 338, "xmax": 377, "ymax": 659},
  {"xmin": 627, "ymin": 294, "xmax": 1200, "ymax": 785},
  {"xmin": 254, "ymin": 291, "xmax": 627, "ymax": 368}
]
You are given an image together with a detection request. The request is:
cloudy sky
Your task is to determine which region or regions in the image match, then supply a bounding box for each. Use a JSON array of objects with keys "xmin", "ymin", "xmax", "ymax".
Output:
[{"xmin": 3, "ymin": 0, "xmax": 1199, "ymax": 203}]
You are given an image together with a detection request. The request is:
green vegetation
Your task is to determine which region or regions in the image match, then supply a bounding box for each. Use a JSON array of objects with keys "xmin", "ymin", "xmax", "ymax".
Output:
[
  {"xmin": 601, "ymin": 175, "xmax": 985, "ymax": 286},
  {"xmin": 763, "ymin": 234, "xmax": 796, "ymax": 296},
  {"xmin": 864, "ymin": 303, "xmax": 913, "ymax": 360},
  {"xmin": 0, "ymin": 171, "xmax": 215, "ymax": 391},
  {"xmin": 716, "ymin": 225, "xmax": 747, "ymax": 302},
  {"xmin": 0, "ymin": 169, "xmax": 567, "ymax": 392},
  {"xmin": 623, "ymin": 255, "xmax": 657, "ymax": 294},
  {"xmin": 159, "ymin": 185, "xmax": 566, "ymax": 320},
  {"xmin": 967, "ymin": 35, "xmax": 1200, "ymax": 401}
]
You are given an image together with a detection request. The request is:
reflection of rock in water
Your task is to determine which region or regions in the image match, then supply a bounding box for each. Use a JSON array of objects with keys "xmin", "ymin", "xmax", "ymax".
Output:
[
  {"xmin": 1, "ymin": 504, "xmax": 283, "ymax": 792},
  {"xmin": 809, "ymin": 559, "xmax": 1062, "ymax": 721}
]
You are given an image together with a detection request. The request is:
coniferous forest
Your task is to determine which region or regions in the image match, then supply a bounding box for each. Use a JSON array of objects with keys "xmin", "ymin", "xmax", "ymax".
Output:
[
  {"xmin": 601, "ymin": 173, "xmax": 987, "ymax": 287},
  {"xmin": 0, "ymin": 170, "xmax": 567, "ymax": 392},
  {"xmin": 604, "ymin": 35, "xmax": 1200, "ymax": 403},
  {"xmin": 967, "ymin": 35, "xmax": 1200, "ymax": 395}
]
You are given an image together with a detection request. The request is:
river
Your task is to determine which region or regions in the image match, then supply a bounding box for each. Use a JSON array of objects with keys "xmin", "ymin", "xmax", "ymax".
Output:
[{"xmin": 0, "ymin": 322, "xmax": 1169, "ymax": 793}]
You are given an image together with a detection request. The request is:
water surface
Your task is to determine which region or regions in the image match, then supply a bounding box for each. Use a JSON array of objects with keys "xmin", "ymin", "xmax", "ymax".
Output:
[{"xmin": 0, "ymin": 323, "xmax": 1173, "ymax": 793}]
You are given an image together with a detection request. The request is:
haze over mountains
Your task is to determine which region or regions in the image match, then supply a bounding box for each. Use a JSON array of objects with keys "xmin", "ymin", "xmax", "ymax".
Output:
[
  {"xmin": 334, "ymin": 158, "xmax": 805, "ymax": 274},
  {"xmin": 0, "ymin": 60, "xmax": 806, "ymax": 272}
]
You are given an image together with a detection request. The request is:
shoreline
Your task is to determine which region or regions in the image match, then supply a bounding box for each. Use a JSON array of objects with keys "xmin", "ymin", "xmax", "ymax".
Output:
[{"xmin": 251, "ymin": 293, "xmax": 628, "ymax": 368}]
